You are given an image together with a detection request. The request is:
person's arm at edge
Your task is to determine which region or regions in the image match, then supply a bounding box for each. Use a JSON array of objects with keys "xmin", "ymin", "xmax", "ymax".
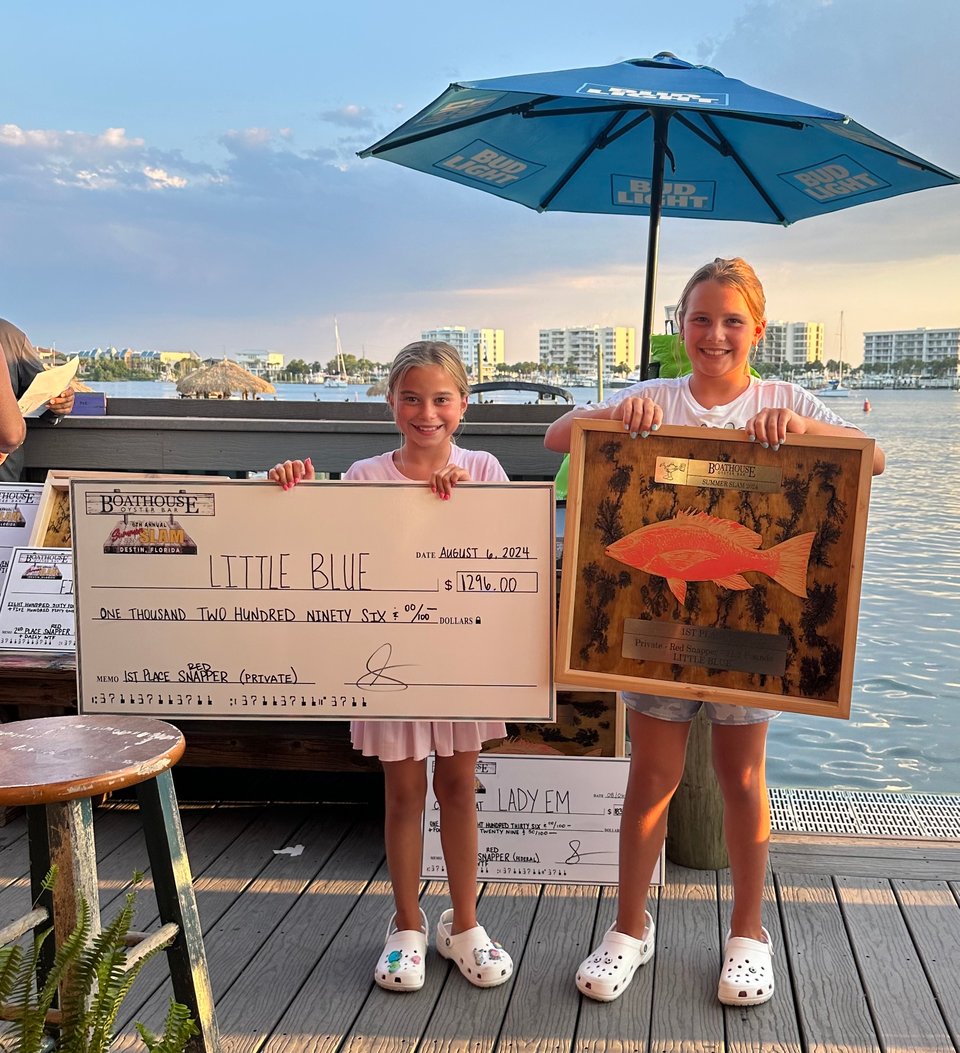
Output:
[{"xmin": 0, "ymin": 362, "xmax": 26, "ymax": 454}]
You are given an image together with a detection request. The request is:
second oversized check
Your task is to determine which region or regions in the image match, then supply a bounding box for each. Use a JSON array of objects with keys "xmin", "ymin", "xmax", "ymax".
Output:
[{"xmin": 72, "ymin": 479, "xmax": 555, "ymax": 721}]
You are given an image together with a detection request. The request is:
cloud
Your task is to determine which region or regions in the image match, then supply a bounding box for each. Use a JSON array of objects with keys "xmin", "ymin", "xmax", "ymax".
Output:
[
  {"xmin": 0, "ymin": 124, "xmax": 144, "ymax": 156},
  {"xmin": 0, "ymin": 122, "xmax": 213, "ymax": 193},
  {"xmin": 319, "ymin": 104, "xmax": 376, "ymax": 129}
]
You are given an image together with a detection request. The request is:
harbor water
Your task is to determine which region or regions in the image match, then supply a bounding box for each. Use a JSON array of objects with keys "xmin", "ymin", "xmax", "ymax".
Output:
[{"xmin": 87, "ymin": 382, "xmax": 959, "ymax": 795}]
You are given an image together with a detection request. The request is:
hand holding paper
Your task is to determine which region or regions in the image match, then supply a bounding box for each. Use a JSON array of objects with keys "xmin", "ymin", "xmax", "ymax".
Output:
[{"xmin": 17, "ymin": 357, "xmax": 80, "ymax": 417}]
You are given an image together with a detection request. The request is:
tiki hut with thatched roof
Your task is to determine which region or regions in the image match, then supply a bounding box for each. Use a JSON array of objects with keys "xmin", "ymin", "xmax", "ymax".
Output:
[{"xmin": 176, "ymin": 359, "xmax": 276, "ymax": 400}]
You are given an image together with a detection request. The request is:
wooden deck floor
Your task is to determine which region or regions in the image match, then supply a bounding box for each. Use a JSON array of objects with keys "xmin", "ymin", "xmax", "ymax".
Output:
[{"xmin": 2, "ymin": 800, "xmax": 960, "ymax": 1053}]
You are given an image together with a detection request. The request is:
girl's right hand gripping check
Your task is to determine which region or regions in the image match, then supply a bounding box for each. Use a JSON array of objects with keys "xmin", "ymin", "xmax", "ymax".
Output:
[
  {"xmin": 613, "ymin": 396, "xmax": 663, "ymax": 439},
  {"xmin": 269, "ymin": 457, "xmax": 315, "ymax": 490}
]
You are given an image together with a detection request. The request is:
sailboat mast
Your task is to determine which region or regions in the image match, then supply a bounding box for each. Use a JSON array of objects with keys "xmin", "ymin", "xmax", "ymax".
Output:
[
  {"xmin": 334, "ymin": 317, "xmax": 346, "ymax": 379},
  {"xmin": 838, "ymin": 310, "xmax": 844, "ymax": 385}
]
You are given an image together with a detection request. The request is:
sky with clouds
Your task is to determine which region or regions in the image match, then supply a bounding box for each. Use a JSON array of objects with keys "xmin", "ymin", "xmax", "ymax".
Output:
[{"xmin": 1, "ymin": 0, "xmax": 957, "ymax": 365}]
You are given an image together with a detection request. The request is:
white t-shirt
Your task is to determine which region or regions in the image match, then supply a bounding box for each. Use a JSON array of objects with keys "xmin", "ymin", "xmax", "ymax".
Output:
[
  {"xmin": 596, "ymin": 375, "xmax": 854, "ymax": 430},
  {"xmin": 344, "ymin": 445, "xmax": 508, "ymax": 482}
]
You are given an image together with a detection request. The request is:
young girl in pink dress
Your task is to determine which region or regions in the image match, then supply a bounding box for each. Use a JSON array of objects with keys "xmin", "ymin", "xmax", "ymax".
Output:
[
  {"xmin": 269, "ymin": 340, "xmax": 513, "ymax": 993},
  {"xmin": 545, "ymin": 258, "xmax": 885, "ymax": 1007}
]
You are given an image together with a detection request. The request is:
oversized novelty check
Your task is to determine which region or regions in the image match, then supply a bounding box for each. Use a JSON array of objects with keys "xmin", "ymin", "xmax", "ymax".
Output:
[
  {"xmin": 71, "ymin": 479, "xmax": 554, "ymax": 720},
  {"xmin": 422, "ymin": 754, "xmax": 663, "ymax": 886}
]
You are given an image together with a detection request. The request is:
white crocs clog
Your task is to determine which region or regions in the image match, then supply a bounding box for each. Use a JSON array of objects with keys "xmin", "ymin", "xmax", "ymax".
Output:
[
  {"xmin": 436, "ymin": 908, "xmax": 513, "ymax": 988},
  {"xmin": 375, "ymin": 909, "xmax": 428, "ymax": 992},
  {"xmin": 717, "ymin": 927, "xmax": 775, "ymax": 1006},
  {"xmin": 576, "ymin": 913, "xmax": 655, "ymax": 1002}
]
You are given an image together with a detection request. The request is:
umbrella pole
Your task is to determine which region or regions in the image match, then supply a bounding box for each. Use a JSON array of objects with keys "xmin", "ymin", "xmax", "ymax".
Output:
[{"xmin": 639, "ymin": 111, "xmax": 670, "ymax": 380}]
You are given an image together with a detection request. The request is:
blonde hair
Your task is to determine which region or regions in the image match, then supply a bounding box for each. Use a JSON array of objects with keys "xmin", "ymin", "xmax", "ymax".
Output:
[
  {"xmin": 676, "ymin": 257, "xmax": 766, "ymax": 331},
  {"xmin": 387, "ymin": 341, "xmax": 470, "ymax": 401}
]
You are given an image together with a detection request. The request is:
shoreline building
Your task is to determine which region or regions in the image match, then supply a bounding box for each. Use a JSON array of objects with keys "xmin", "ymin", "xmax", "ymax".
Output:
[
  {"xmin": 756, "ymin": 321, "xmax": 824, "ymax": 371},
  {"xmin": 539, "ymin": 325, "xmax": 636, "ymax": 376},
  {"xmin": 421, "ymin": 327, "xmax": 505, "ymax": 376},
  {"xmin": 235, "ymin": 350, "xmax": 285, "ymax": 378},
  {"xmin": 862, "ymin": 328, "xmax": 960, "ymax": 373}
]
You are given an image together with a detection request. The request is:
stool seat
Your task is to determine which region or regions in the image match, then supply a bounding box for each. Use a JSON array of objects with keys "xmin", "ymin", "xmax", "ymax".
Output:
[
  {"xmin": 0, "ymin": 714, "xmax": 215, "ymax": 1050},
  {"xmin": 0, "ymin": 714, "xmax": 185, "ymax": 807}
]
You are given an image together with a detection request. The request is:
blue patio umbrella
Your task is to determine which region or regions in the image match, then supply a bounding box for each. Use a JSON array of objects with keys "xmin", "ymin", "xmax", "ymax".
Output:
[{"xmin": 360, "ymin": 52, "xmax": 958, "ymax": 376}]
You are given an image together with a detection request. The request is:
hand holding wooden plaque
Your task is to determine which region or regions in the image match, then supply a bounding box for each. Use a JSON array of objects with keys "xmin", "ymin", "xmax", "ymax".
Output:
[{"xmin": 557, "ymin": 421, "xmax": 876, "ymax": 718}]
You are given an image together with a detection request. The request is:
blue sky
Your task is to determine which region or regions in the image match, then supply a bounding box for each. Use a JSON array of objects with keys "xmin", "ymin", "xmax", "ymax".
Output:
[{"xmin": 1, "ymin": 0, "xmax": 957, "ymax": 365}]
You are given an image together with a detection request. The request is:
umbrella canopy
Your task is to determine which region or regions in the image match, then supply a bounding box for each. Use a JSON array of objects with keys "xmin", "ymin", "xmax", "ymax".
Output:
[
  {"xmin": 360, "ymin": 52, "xmax": 958, "ymax": 375},
  {"xmin": 176, "ymin": 359, "xmax": 276, "ymax": 399}
]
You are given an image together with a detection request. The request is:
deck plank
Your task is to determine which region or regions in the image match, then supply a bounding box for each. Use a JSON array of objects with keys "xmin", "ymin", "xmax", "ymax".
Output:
[
  {"xmin": 647, "ymin": 866, "xmax": 724, "ymax": 1053},
  {"xmin": 573, "ymin": 884, "xmax": 658, "ymax": 1053},
  {"xmin": 836, "ymin": 873, "xmax": 955, "ymax": 1053},
  {"xmin": 894, "ymin": 879, "xmax": 960, "ymax": 1050},
  {"xmin": 719, "ymin": 869, "xmax": 802, "ymax": 1053},
  {"xmin": 419, "ymin": 882, "xmax": 541, "ymax": 1053},
  {"xmin": 775, "ymin": 870, "xmax": 880, "ymax": 1053},
  {"xmin": 337, "ymin": 880, "xmax": 459, "ymax": 1053},
  {"xmin": 4, "ymin": 801, "xmax": 960, "ymax": 1052},
  {"xmin": 496, "ymin": 882, "xmax": 598, "ymax": 1053},
  {"xmin": 124, "ymin": 806, "xmax": 367, "ymax": 1048},
  {"xmin": 258, "ymin": 859, "xmax": 398, "ymax": 1053},
  {"xmin": 0, "ymin": 806, "xmax": 155, "ymax": 926},
  {"xmin": 770, "ymin": 834, "xmax": 960, "ymax": 879},
  {"xmin": 114, "ymin": 804, "xmax": 312, "ymax": 1035}
]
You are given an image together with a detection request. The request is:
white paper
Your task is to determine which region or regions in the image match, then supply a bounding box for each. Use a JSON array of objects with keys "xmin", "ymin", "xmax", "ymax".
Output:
[
  {"xmin": 17, "ymin": 357, "xmax": 80, "ymax": 417},
  {"xmin": 0, "ymin": 546, "xmax": 75, "ymax": 650},
  {"xmin": 0, "ymin": 484, "xmax": 43, "ymax": 590}
]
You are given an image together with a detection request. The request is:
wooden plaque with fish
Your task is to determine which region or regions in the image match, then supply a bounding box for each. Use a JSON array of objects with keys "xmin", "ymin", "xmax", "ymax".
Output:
[{"xmin": 557, "ymin": 421, "xmax": 876, "ymax": 718}]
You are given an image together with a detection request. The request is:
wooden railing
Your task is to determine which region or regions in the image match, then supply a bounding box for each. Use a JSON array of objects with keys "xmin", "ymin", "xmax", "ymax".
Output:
[{"xmin": 23, "ymin": 400, "xmax": 568, "ymax": 481}]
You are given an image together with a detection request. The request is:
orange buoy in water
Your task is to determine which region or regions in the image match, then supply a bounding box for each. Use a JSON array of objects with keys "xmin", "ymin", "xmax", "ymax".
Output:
[{"xmin": 863, "ymin": 399, "xmax": 872, "ymax": 412}]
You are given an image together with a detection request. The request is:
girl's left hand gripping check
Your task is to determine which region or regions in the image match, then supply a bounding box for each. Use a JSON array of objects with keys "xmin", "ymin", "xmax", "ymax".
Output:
[
  {"xmin": 268, "ymin": 458, "xmax": 315, "ymax": 490},
  {"xmin": 745, "ymin": 408, "xmax": 807, "ymax": 450},
  {"xmin": 431, "ymin": 464, "xmax": 470, "ymax": 500}
]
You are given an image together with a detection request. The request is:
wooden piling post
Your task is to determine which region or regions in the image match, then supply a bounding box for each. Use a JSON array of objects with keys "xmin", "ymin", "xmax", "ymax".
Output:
[{"xmin": 666, "ymin": 709, "xmax": 729, "ymax": 870}]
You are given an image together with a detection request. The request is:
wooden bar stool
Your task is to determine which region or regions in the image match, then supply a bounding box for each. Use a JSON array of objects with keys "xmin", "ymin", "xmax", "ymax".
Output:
[{"xmin": 0, "ymin": 714, "xmax": 218, "ymax": 1052}]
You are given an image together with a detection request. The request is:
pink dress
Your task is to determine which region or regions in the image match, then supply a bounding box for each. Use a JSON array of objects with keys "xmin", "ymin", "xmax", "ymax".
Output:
[{"xmin": 343, "ymin": 446, "xmax": 509, "ymax": 762}]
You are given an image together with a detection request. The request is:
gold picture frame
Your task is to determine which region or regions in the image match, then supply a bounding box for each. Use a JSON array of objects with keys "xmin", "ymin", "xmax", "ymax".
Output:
[{"xmin": 557, "ymin": 421, "xmax": 876, "ymax": 719}]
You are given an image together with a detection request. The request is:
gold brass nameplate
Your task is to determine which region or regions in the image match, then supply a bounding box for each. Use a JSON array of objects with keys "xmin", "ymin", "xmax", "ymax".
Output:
[{"xmin": 654, "ymin": 456, "xmax": 782, "ymax": 493}]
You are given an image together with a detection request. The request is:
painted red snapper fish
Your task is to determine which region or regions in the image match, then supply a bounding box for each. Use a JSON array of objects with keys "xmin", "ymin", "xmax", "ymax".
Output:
[{"xmin": 605, "ymin": 510, "xmax": 815, "ymax": 607}]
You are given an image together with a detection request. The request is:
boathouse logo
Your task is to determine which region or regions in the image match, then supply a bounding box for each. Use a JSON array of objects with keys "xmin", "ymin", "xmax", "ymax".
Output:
[
  {"xmin": 17, "ymin": 549, "xmax": 71, "ymax": 579},
  {"xmin": 578, "ymin": 83, "xmax": 729, "ymax": 107},
  {"xmin": 0, "ymin": 505, "xmax": 26, "ymax": 528},
  {"xmin": 780, "ymin": 155, "xmax": 890, "ymax": 204},
  {"xmin": 612, "ymin": 175, "xmax": 716, "ymax": 212},
  {"xmin": 84, "ymin": 490, "xmax": 216, "ymax": 517},
  {"xmin": 436, "ymin": 140, "xmax": 544, "ymax": 187},
  {"xmin": 102, "ymin": 518, "xmax": 198, "ymax": 556}
]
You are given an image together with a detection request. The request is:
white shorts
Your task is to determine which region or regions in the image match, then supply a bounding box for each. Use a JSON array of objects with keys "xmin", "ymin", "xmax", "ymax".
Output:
[{"xmin": 621, "ymin": 692, "xmax": 777, "ymax": 726}]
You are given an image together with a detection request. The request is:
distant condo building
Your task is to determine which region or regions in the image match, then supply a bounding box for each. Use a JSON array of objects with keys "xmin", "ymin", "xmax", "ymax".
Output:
[
  {"xmin": 236, "ymin": 350, "xmax": 285, "ymax": 376},
  {"xmin": 756, "ymin": 321, "xmax": 824, "ymax": 369},
  {"xmin": 421, "ymin": 327, "xmax": 505, "ymax": 375},
  {"xmin": 76, "ymin": 346, "xmax": 200, "ymax": 369},
  {"xmin": 539, "ymin": 326, "xmax": 636, "ymax": 375},
  {"xmin": 862, "ymin": 327, "xmax": 960, "ymax": 371}
]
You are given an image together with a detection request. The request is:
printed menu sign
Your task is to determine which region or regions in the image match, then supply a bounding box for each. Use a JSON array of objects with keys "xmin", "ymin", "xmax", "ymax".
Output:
[
  {"xmin": 0, "ymin": 546, "xmax": 75, "ymax": 651},
  {"xmin": 0, "ymin": 484, "xmax": 42, "ymax": 588}
]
